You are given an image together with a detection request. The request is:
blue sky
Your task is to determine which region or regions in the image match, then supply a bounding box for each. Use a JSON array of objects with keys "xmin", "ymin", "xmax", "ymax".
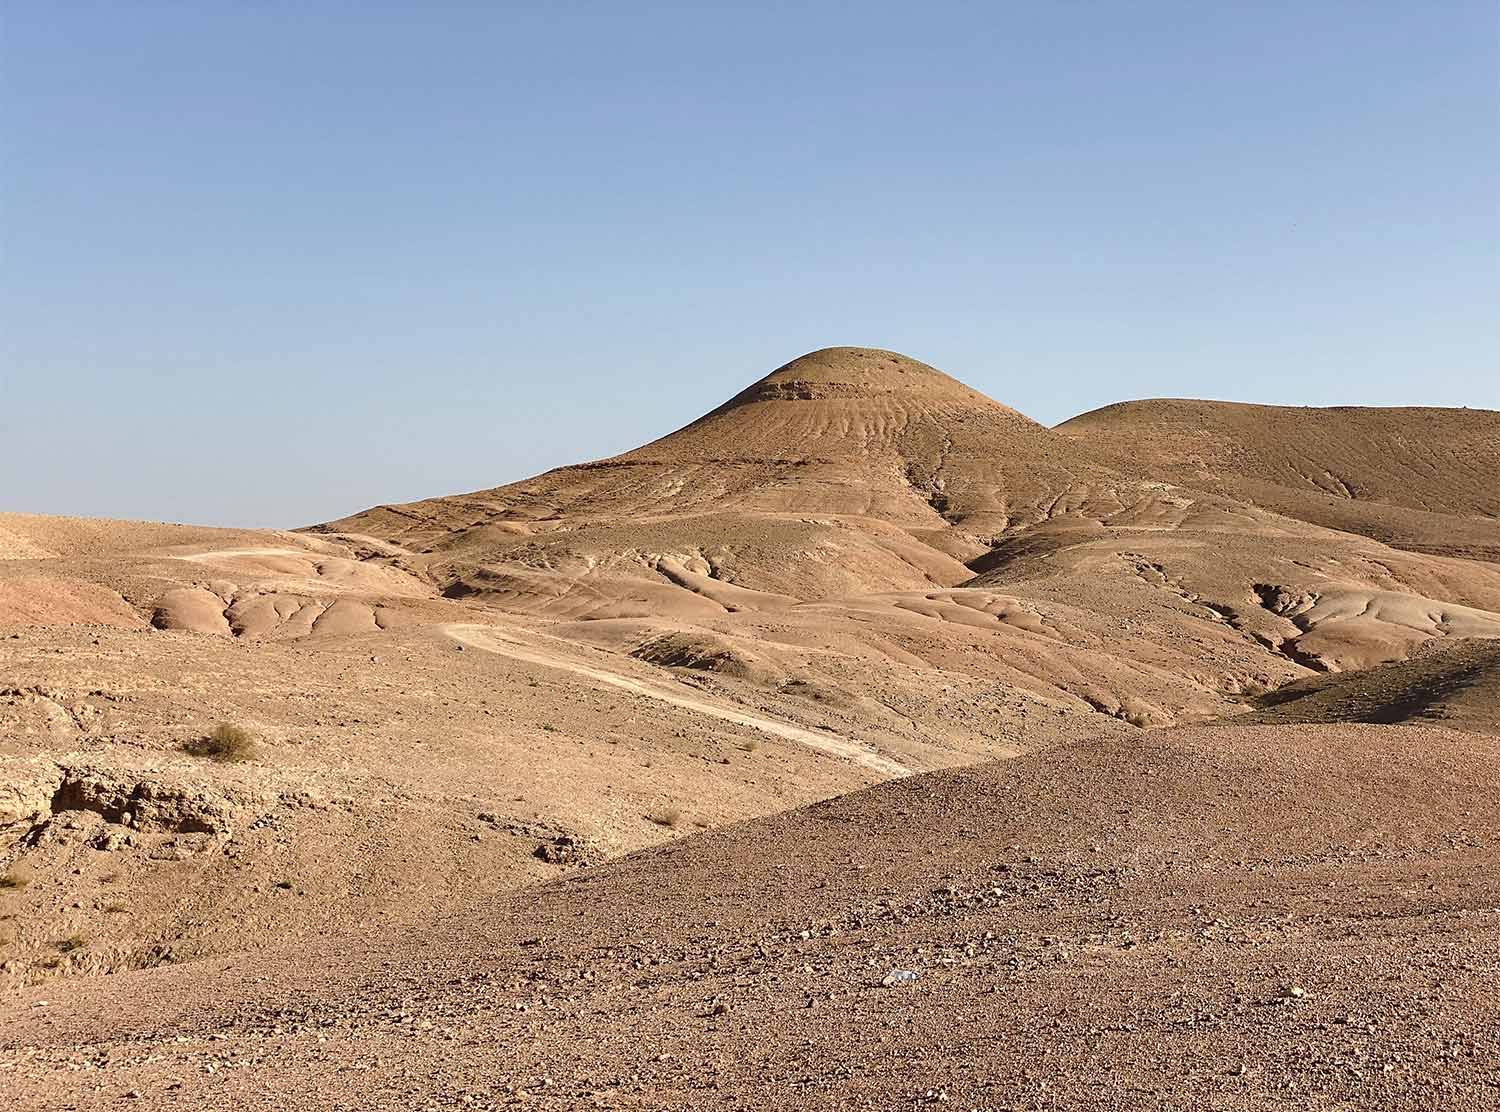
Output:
[{"xmin": 3, "ymin": 1, "xmax": 1496, "ymax": 527}]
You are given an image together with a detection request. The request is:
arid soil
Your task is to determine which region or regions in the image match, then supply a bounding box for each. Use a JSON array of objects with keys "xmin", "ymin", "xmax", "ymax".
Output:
[{"xmin": 3, "ymin": 347, "xmax": 1498, "ymax": 1109}]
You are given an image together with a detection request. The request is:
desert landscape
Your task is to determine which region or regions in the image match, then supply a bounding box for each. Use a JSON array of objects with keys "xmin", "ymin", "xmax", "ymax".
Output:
[{"xmin": 2, "ymin": 346, "xmax": 1498, "ymax": 1109}]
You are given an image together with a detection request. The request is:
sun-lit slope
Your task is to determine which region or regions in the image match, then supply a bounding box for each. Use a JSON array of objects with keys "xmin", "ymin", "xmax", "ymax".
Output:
[
  {"xmin": 308, "ymin": 350, "xmax": 1500, "ymax": 706},
  {"xmin": 1244, "ymin": 637, "xmax": 1500, "ymax": 730},
  {"xmin": 1058, "ymin": 399, "xmax": 1500, "ymax": 559},
  {"xmin": 620, "ymin": 346, "xmax": 1129, "ymax": 526},
  {"xmin": 318, "ymin": 347, "xmax": 1141, "ymax": 551},
  {"xmin": 310, "ymin": 349, "xmax": 1201, "ymax": 622},
  {"xmin": 7, "ymin": 723, "xmax": 1497, "ymax": 1110}
]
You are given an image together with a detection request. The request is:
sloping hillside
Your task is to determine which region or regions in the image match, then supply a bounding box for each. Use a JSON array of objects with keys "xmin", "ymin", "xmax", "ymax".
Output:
[
  {"xmin": 1058, "ymin": 398, "xmax": 1500, "ymax": 560},
  {"xmin": 6, "ymin": 723, "xmax": 1496, "ymax": 1110},
  {"xmin": 1244, "ymin": 637, "xmax": 1500, "ymax": 731}
]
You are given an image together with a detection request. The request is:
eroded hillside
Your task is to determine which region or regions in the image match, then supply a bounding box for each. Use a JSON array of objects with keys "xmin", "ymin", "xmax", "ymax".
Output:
[{"xmin": 3, "ymin": 347, "xmax": 1499, "ymax": 1020}]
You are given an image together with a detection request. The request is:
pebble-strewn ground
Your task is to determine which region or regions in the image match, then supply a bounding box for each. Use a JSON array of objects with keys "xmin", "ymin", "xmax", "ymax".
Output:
[{"xmin": 4, "ymin": 724, "xmax": 1497, "ymax": 1110}]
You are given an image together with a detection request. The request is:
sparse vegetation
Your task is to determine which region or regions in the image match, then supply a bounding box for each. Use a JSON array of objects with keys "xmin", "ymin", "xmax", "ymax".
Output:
[
  {"xmin": 103, "ymin": 902, "xmax": 128, "ymax": 914},
  {"xmin": 1222, "ymin": 674, "xmax": 1275, "ymax": 704},
  {"xmin": 186, "ymin": 722, "xmax": 258, "ymax": 762},
  {"xmin": 737, "ymin": 738, "xmax": 763, "ymax": 753},
  {"xmin": 56, "ymin": 934, "xmax": 87, "ymax": 953},
  {"xmin": 541, "ymin": 723, "xmax": 558, "ymax": 733},
  {"xmin": 647, "ymin": 808, "xmax": 682, "ymax": 828},
  {"xmin": 0, "ymin": 872, "xmax": 30, "ymax": 890}
]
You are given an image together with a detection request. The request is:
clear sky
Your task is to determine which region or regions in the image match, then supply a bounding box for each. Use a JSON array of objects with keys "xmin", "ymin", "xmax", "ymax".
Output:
[{"xmin": 3, "ymin": 2, "xmax": 1496, "ymax": 528}]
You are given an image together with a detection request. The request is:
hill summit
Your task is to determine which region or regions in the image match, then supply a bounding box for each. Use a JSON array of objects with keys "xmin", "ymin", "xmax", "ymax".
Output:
[
  {"xmin": 698, "ymin": 346, "xmax": 1029, "ymax": 418},
  {"xmin": 325, "ymin": 347, "xmax": 1123, "ymax": 543},
  {"xmin": 632, "ymin": 347, "xmax": 1044, "ymax": 464}
]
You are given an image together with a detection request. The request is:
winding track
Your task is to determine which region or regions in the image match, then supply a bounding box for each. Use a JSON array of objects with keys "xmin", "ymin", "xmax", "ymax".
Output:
[
  {"xmin": 169, "ymin": 547, "xmax": 310, "ymax": 563},
  {"xmin": 442, "ymin": 622, "xmax": 912, "ymax": 778}
]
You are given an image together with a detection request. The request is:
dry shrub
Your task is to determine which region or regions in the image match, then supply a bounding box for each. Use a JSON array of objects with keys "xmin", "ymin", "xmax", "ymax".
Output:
[
  {"xmin": 647, "ymin": 808, "xmax": 682, "ymax": 828},
  {"xmin": 186, "ymin": 723, "xmax": 258, "ymax": 762}
]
